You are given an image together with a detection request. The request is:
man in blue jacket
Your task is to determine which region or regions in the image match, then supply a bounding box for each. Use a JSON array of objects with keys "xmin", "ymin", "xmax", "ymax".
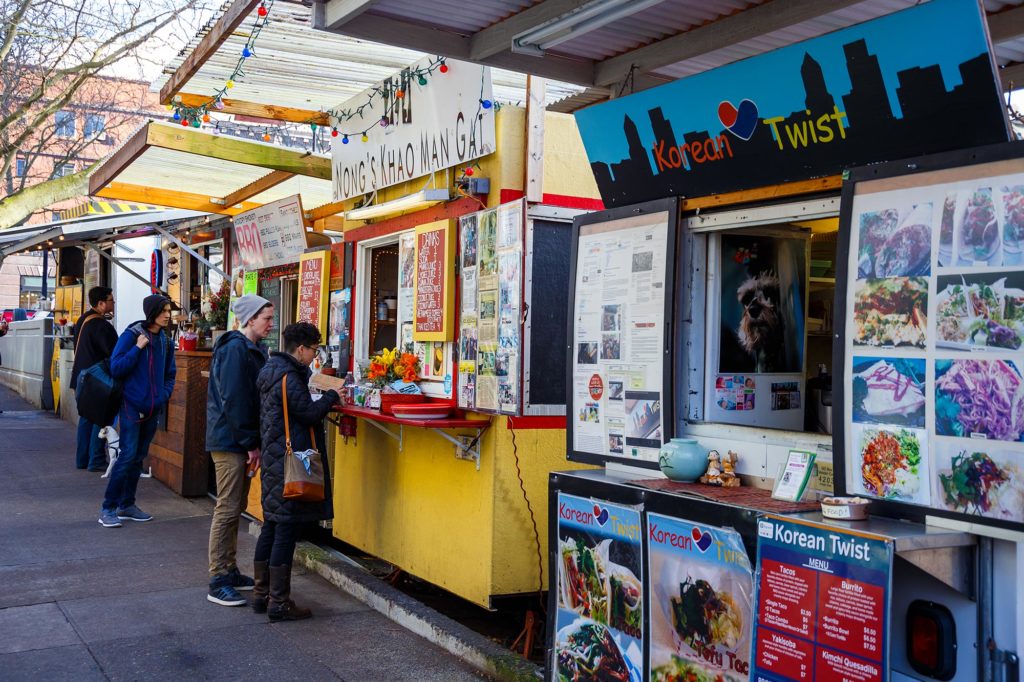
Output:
[
  {"xmin": 205, "ymin": 294, "xmax": 273, "ymax": 606},
  {"xmin": 98, "ymin": 294, "xmax": 176, "ymax": 528}
]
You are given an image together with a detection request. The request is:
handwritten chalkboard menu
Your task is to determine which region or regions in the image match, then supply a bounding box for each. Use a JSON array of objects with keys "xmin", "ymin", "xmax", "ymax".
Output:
[
  {"xmin": 259, "ymin": 276, "xmax": 281, "ymax": 352},
  {"xmin": 752, "ymin": 515, "xmax": 893, "ymax": 682},
  {"xmin": 413, "ymin": 220, "xmax": 454, "ymax": 341},
  {"xmin": 298, "ymin": 251, "xmax": 330, "ymax": 336}
]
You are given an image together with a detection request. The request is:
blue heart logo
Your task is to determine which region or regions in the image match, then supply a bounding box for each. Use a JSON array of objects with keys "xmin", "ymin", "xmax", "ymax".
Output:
[
  {"xmin": 593, "ymin": 504, "xmax": 610, "ymax": 526},
  {"xmin": 718, "ymin": 99, "xmax": 759, "ymax": 141},
  {"xmin": 691, "ymin": 526, "xmax": 714, "ymax": 552}
]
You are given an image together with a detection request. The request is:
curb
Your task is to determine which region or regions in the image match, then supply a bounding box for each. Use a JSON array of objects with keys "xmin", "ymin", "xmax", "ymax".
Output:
[{"xmin": 248, "ymin": 522, "xmax": 541, "ymax": 682}]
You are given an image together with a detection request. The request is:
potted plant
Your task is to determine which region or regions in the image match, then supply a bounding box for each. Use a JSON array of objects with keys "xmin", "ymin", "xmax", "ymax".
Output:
[
  {"xmin": 207, "ymin": 280, "xmax": 231, "ymax": 343},
  {"xmin": 367, "ymin": 347, "xmax": 422, "ymax": 415}
]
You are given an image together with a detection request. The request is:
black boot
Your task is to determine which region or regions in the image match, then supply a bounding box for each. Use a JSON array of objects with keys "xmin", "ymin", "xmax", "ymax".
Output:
[
  {"xmin": 251, "ymin": 560, "xmax": 270, "ymax": 614},
  {"xmin": 267, "ymin": 564, "xmax": 312, "ymax": 621}
]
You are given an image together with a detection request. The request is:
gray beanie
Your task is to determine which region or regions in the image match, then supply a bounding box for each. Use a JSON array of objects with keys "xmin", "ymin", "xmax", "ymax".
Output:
[{"xmin": 232, "ymin": 294, "xmax": 271, "ymax": 328}]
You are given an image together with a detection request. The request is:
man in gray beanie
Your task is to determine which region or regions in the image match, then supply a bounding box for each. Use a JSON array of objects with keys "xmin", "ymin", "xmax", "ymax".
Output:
[{"xmin": 205, "ymin": 293, "xmax": 274, "ymax": 606}]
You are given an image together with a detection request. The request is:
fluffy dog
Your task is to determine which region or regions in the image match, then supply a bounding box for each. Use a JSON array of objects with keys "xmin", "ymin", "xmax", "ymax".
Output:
[
  {"xmin": 735, "ymin": 272, "xmax": 786, "ymax": 373},
  {"xmin": 97, "ymin": 425, "xmax": 152, "ymax": 479}
]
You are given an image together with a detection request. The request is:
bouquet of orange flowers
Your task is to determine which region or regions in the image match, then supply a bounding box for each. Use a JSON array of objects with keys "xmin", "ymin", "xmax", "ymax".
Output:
[{"xmin": 367, "ymin": 347, "xmax": 421, "ymax": 388}]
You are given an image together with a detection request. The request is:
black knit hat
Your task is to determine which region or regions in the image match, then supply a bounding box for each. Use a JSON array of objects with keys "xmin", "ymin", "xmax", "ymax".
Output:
[{"xmin": 143, "ymin": 294, "xmax": 171, "ymax": 324}]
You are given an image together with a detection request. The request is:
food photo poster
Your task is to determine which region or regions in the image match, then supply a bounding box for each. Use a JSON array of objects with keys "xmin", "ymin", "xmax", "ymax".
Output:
[
  {"xmin": 844, "ymin": 162, "xmax": 1024, "ymax": 526},
  {"xmin": 554, "ymin": 494, "xmax": 643, "ymax": 682}
]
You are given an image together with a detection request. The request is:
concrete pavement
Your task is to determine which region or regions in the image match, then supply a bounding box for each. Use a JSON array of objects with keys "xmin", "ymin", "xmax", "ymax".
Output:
[{"xmin": 0, "ymin": 385, "xmax": 488, "ymax": 681}]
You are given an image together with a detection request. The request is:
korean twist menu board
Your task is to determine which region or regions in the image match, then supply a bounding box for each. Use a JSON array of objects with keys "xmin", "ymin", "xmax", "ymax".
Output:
[
  {"xmin": 570, "ymin": 210, "xmax": 672, "ymax": 465},
  {"xmin": 752, "ymin": 515, "xmax": 893, "ymax": 682},
  {"xmin": 647, "ymin": 513, "xmax": 753, "ymax": 682},
  {"xmin": 841, "ymin": 150, "xmax": 1024, "ymax": 531},
  {"xmin": 554, "ymin": 493, "xmax": 644, "ymax": 682}
]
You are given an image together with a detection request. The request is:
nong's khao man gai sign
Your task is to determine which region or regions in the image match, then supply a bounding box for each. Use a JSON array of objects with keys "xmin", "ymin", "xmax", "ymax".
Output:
[
  {"xmin": 330, "ymin": 57, "xmax": 496, "ymax": 202},
  {"xmin": 574, "ymin": 0, "xmax": 1009, "ymax": 207}
]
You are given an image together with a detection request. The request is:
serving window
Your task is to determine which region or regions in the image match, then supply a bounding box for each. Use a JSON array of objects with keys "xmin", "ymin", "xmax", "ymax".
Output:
[{"xmin": 679, "ymin": 201, "xmax": 840, "ymax": 438}]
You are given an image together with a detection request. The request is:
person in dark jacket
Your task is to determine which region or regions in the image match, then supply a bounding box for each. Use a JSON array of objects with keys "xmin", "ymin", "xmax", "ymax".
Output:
[
  {"xmin": 98, "ymin": 294, "xmax": 176, "ymax": 528},
  {"xmin": 205, "ymin": 294, "xmax": 273, "ymax": 607},
  {"xmin": 253, "ymin": 322, "xmax": 339, "ymax": 620},
  {"xmin": 72, "ymin": 286, "xmax": 118, "ymax": 470}
]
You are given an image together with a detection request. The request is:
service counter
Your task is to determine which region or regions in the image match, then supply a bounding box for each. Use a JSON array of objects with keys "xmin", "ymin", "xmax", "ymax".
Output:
[{"xmin": 149, "ymin": 350, "xmax": 212, "ymax": 496}]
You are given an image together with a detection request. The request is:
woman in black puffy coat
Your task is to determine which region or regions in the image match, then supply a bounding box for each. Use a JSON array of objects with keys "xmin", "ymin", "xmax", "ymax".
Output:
[{"xmin": 252, "ymin": 322, "xmax": 339, "ymax": 621}]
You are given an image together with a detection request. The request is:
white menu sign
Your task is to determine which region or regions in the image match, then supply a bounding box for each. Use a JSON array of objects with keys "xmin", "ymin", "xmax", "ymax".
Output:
[
  {"xmin": 330, "ymin": 57, "xmax": 495, "ymax": 202},
  {"xmin": 233, "ymin": 195, "xmax": 308, "ymax": 269}
]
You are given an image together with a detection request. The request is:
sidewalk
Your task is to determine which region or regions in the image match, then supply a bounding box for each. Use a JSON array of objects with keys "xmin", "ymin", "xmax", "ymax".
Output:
[{"xmin": 0, "ymin": 385, "xmax": 487, "ymax": 681}]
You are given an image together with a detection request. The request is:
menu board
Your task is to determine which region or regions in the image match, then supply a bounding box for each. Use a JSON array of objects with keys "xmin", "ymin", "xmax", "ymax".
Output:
[
  {"xmin": 752, "ymin": 515, "xmax": 893, "ymax": 682},
  {"xmin": 647, "ymin": 513, "xmax": 753, "ymax": 681},
  {"xmin": 840, "ymin": 148, "xmax": 1024, "ymax": 531},
  {"xmin": 298, "ymin": 251, "xmax": 329, "ymax": 336},
  {"xmin": 233, "ymin": 195, "xmax": 309, "ymax": 270},
  {"xmin": 457, "ymin": 200, "xmax": 524, "ymax": 414},
  {"xmin": 259, "ymin": 275, "xmax": 281, "ymax": 352},
  {"xmin": 569, "ymin": 202, "xmax": 675, "ymax": 466},
  {"xmin": 553, "ymin": 493, "xmax": 644, "ymax": 682},
  {"xmin": 413, "ymin": 220, "xmax": 455, "ymax": 341}
]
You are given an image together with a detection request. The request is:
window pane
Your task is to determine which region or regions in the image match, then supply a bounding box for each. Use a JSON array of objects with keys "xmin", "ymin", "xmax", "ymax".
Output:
[
  {"xmin": 55, "ymin": 110, "xmax": 75, "ymax": 137},
  {"xmin": 85, "ymin": 114, "xmax": 105, "ymax": 136},
  {"xmin": 15, "ymin": 157, "xmax": 26, "ymax": 176}
]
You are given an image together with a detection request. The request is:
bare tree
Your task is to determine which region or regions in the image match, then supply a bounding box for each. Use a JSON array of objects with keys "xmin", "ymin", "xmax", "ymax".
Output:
[{"xmin": 0, "ymin": 0, "xmax": 211, "ymax": 228}]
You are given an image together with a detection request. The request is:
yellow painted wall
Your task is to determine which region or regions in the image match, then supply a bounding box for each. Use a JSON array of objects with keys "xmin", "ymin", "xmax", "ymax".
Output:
[{"xmin": 327, "ymin": 106, "xmax": 599, "ymax": 606}]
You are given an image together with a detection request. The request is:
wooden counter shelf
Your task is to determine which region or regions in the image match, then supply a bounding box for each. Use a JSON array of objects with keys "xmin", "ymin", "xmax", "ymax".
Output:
[{"xmin": 333, "ymin": 404, "xmax": 491, "ymax": 470}]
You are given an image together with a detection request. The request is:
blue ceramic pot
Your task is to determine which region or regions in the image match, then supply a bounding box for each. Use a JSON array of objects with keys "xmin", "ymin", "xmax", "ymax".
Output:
[{"xmin": 658, "ymin": 437, "xmax": 706, "ymax": 482}]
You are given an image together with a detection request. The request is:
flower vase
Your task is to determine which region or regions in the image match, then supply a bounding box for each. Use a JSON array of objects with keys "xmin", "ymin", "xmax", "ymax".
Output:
[{"xmin": 658, "ymin": 437, "xmax": 706, "ymax": 482}]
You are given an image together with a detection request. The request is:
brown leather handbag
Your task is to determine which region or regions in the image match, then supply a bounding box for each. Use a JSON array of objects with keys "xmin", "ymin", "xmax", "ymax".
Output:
[{"xmin": 280, "ymin": 375, "xmax": 325, "ymax": 502}]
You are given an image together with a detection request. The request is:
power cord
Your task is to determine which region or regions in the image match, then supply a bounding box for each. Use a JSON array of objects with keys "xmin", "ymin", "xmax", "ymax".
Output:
[{"xmin": 508, "ymin": 416, "xmax": 546, "ymax": 613}]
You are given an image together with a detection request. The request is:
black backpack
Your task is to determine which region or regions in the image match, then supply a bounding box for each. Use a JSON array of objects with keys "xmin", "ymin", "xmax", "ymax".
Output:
[{"xmin": 75, "ymin": 359, "xmax": 123, "ymax": 426}]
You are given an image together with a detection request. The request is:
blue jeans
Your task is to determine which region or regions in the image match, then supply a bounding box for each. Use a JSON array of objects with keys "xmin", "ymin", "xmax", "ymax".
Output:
[
  {"xmin": 102, "ymin": 405, "xmax": 159, "ymax": 512},
  {"xmin": 76, "ymin": 416, "xmax": 105, "ymax": 469}
]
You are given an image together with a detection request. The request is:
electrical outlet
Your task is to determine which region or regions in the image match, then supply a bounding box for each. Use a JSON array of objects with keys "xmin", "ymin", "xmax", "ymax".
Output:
[{"xmin": 454, "ymin": 434, "xmax": 476, "ymax": 461}]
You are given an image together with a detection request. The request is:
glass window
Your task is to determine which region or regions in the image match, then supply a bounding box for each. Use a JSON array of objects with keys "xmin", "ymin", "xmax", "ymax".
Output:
[
  {"xmin": 15, "ymin": 157, "xmax": 27, "ymax": 177},
  {"xmin": 52, "ymin": 162, "xmax": 75, "ymax": 178},
  {"xmin": 19, "ymin": 275, "xmax": 56, "ymax": 310},
  {"xmin": 84, "ymin": 113, "xmax": 105, "ymax": 138},
  {"xmin": 55, "ymin": 110, "xmax": 75, "ymax": 137}
]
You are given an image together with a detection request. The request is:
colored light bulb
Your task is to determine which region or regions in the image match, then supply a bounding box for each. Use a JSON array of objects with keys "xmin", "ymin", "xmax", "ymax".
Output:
[
  {"xmin": 342, "ymin": 135, "xmax": 349, "ymax": 144},
  {"xmin": 481, "ymin": 99, "xmax": 492, "ymax": 109},
  {"xmin": 257, "ymin": 4, "xmax": 267, "ymax": 16},
  {"xmin": 242, "ymin": 47, "xmax": 252, "ymax": 58},
  {"xmin": 439, "ymin": 62, "xmax": 448, "ymax": 74}
]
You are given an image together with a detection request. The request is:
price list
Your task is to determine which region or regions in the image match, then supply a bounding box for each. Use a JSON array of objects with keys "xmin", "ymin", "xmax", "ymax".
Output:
[{"xmin": 751, "ymin": 516, "xmax": 892, "ymax": 682}]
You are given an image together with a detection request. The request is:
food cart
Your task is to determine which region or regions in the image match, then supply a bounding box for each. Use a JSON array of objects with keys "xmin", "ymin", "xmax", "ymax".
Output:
[{"xmin": 548, "ymin": 1, "xmax": 1022, "ymax": 680}]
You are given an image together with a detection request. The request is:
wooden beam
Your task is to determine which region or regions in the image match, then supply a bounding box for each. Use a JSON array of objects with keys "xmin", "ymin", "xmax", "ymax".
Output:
[
  {"xmin": 470, "ymin": 0, "xmax": 590, "ymax": 61},
  {"xmin": 145, "ymin": 123, "xmax": 332, "ymax": 180},
  {"xmin": 307, "ymin": 200, "xmax": 347, "ymax": 222},
  {"xmin": 314, "ymin": 215, "xmax": 346, "ymax": 233},
  {"xmin": 989, "ymin": 5, "xmax": 1024, "ymax": 43},
  {"xmin": 681, "ymin": 175, "xmax": 843, "ymax": 212},
  {"xmin": 159, "ymin": 0, "xmax": 261, "ymax": 104},
  {"xmin": 96, "ymin": 182, "xmax": 260, "ymax": 215},
  {"xmin": 338, "ymin": 13, "xmax": 596, "ymax": 86},
  {"xmin": 343, "ymin": 197, "xmax": 480, "ymax": 242},
  {"xmin": 1001, "ymin": 62, "xmax": 1024, "ymax": 91},
  {"xmin": 88, "ymin": 124, "xmax": 150, "ymax": 195},
  {"xmin": 173, "ymin": 93, "xmax": 329, "ymax": 125},
  {"xmin": 323, "ymin": 0, "xmax": 381, "ymax": 29},
  {"xmin": 219, "ymin": 170, "xmax": 294, "ymax": 207},
  {"xmin": 594, "ymin": 0, "xmax": 864, "ymax": 86}
]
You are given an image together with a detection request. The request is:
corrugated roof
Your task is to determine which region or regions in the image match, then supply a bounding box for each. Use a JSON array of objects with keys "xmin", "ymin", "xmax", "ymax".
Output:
[{"xmin": 152, "ymin": 0, "xmax": 585, "ymax": 112}]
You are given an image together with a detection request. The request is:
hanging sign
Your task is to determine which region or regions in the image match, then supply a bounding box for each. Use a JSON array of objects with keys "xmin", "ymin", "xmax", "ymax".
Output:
[
  {"xmin": 329, "ymin": 242, "xmax": 346, "ymax": 290},
  {"xmin": 413, "ymin": 220, "xmax": 455, "ymax": 341},
  {"xmin": 751, "ymin": 515, "xmax": 893, "ymax": 682},
  {"xmin": 233, "ymin": 195, "xmax": 309, "ymax": 269},
  {"xmin": 574, "ymin": 0, "xmax": 1008, "ymax": 207},
  {"xmin": 330, "ymin": 57, "xmax": 496, "ymax": 202},
  {"xmin": 647, "ymin": 513, "xmax": 753, "ymax": 681},
  {"xmin": 298, "ymin": 251, "xmax": 330, "ymax": 336},
  {"xmin": 553, "ymin": 493, "xmax": 644, "ymax": 682}
]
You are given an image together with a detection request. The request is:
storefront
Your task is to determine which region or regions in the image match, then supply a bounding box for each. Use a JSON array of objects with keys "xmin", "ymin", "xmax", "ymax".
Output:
[
  {"xmin": 550, "ymin": 1, "xmax": 1022, "ymax": 681},
  {"xmin": 319, "ymin": 57, "xmax": 604, "ymax": 607}
]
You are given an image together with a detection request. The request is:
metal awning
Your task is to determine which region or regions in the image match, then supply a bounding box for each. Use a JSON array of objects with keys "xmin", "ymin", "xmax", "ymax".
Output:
[
  {"xmin": 0, "ymin": 209, "xmax": 208, "ymax": 256},
  {"xmin": 154, "ymin": 0, "xmax": 585, "ymax": 124},
  {"xmin": 311, "ymin": 0, "xmax": 1024, "ymax": 109},
  {"xmin": 87, "ymin": 121, "xmax": 334, "ymax": 218}
]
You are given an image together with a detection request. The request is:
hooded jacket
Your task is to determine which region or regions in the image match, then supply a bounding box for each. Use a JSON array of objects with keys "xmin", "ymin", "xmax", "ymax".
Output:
[
  {"xmin": 70, "ymin": 310, "xmax": 117, "ymax": 389},
  {"xmin": 206, "ymin": 330, "xmax": 267, "ymax": 453},
  {"xmin": 109, "ymin": 321, "xmax": 176, "ymax": 419},
  {"xmin": 256, "ymin": 352, "xmax": 339, "ymax": 524}
]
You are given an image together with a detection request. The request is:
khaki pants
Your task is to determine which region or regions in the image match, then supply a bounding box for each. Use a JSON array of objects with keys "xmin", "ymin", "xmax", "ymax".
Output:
[{"xmin": 208, "ymin": 451, "xmax": 251, "ymax": 578}]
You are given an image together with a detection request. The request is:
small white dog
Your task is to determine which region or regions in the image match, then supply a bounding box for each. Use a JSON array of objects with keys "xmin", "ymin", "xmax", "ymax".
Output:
[{"xmin": 97, "ymin": 425, "xmax": 152, "ymax": 479}]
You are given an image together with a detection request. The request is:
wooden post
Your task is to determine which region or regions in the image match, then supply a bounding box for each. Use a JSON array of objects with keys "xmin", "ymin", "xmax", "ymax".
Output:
[{"xmin": 524, "ymin": 75, "xmax": 546, "ymax": 203}]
